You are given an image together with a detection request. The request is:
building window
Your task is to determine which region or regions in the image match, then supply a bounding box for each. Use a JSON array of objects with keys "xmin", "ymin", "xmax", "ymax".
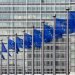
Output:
[
  {"xmin": 71, "ymin": 0, "xmax": 75, "ymax": 2},
  {"xmin": 27, "ymin": 61, "xmax": 31, "ymax": 66}
]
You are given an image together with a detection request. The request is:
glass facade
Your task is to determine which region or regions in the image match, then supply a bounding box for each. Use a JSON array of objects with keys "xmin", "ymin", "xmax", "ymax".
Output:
[{"xmin": 0, "ymin": 0, "xmax": 75, "ymax": 74}]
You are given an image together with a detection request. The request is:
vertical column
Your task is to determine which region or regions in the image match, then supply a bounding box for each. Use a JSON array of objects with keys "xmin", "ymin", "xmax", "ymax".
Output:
[
  {"xmin": 32, "ymin": 26, "xmax": 34, "ymax": 75},
  {"xmin": 26, "ymin": 0, "xmax": 27, "ymax": 74},
  {"xmin": 41, "ymin": 22, "xmax": 44, "ymax": 75},
  {"xmin": 23, "ymin": 30, "xmax": 25, "ymax": 75},
  {"xmin": 53, "ymin": 15, "xmax": 56, "ymax": 75},
  {"xmin": 66, "ymin": 8, "xmax": 69, "ymax": 75},
  {"xmin": 15, "ymin": 33, "xmax": 17, "ymax": 75},
  {"xmin": 40, "ymin": 0, "xmax": 42, "ymax": 75},
  {"xmin": 7, "ymin": 36, "xmax": 9, "ymax": 75},
  {"xmin": 0, "ymin": 40, "xmax": 2, "ymax": 75}
]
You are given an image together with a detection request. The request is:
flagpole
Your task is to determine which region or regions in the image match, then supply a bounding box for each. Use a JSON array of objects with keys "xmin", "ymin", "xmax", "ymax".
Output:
[
  {"xmin": 15, "ymin": 33, "xmax": 17, "ymax": 75},
  {"xmin": 7, "ymin": 36, "xmax": 9, "ymax": 75},
  {"xmin": 0, "ymin": 40, "xmax": 2, "ymax": 75},
  {"xmin": 53, "ymin": 15, "xmax": 56, "ymax": 75},
  {"xmin": 66, "ymin": 8, "xmax": 70, "ymax": 75},
  {"xmin": 32, "ymin": 26, "xmax": 34, "ymax": 75},
  {"xmin": 41, "ymin": 21, "xmax": 44, "ymax": 75},
  {"xmin": 23, "ymin": 30, "xmax": 25, "ymax": 75}
]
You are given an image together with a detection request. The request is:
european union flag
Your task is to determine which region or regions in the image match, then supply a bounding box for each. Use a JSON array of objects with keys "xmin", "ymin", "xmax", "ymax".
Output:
[
  {"xmin": 44, "ymin": 24, "xmax": 53, "ymax": 43},
  {"xmin": 56, "ymin": 18, "xmax": 66, "ymax": 34},
  {"xmin": 1, "ymin": 54, "xmax": 5, "ymax": 59},
  {"xmin": 8, "ymin": 39, "xmax": 19, "ymax": 53},
  {"xmin": 33, "ymin": 29, "xmax": 42, "ymax": 48},
  {"xmin": 24, "ymin": 33, "xmax": 32, "ymax": 48},
  {"xmin": 69, "ymin": 11, "xmax": 75, "ymax": 32},
  {"xmin": 16, "ymin": 36, "xmax": 23, "ymax": 48},
  {"xmin": 56, "ymin": 18, "xmax": 75, "ymax": 34},
  {"xmin": 2, "ymin": 42, "xmax": 11, "ymax": 56},
  {"xmin": 8, "ymin": 39, "xmax": 15, "ymax": 50}
]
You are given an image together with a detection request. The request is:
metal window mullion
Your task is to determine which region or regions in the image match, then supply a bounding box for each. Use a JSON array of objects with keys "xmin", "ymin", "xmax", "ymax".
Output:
[
  {"xmin": 32, "ymin": 26, "xmax": 34, "ymax": 75},
  {"xmin": 15, "ymin": 34, "xmax": 17, "ymax": 75},
  {"xmin": 23, "ymin": 30, "xmax": 25, "ymax": 75},
  {"xmin": 7, "ymin": 36, "xmax": 9, "ymax": 75},
  {"xmin": 40, "ymin": 0, "xmax": 43, "ymax": 75},
  {"xmin": 25, "ymin": 0, "xmax": 27, "ymax": 74},
  {"xmin": 53, "ymin": 15, "xmax": 56, "ymax": 75}
]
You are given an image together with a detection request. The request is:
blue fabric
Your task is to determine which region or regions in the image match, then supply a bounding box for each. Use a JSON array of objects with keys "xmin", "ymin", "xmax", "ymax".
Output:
[
  {"xmin": 33, "ymin": 29, "xmax": 42, "ymax": 48},
  {"xmin": 24, "ymin": 33, "xmax": 32, "ymax": 48},
  {"xmin": 2, "ymin": 42, "xmax": 7, "ymax": 52},
  {"xmin": 56, "ymin": 18, "xmax": 66, "ymax": 34},
  {"xmin": 8, "ymin": 39, "xmax": 15, "ymax": 50},
  {"xmin": 69, "ymin": 11, "xmax": 75, "ymax": 32},
  {"xmin": 16, "ymin": 37, "xmax": 23, "ymax": 48},
  {"xmin": 44, "ymin": 24, "xmax": 53, "ymax": 43},
  {"xmin": 1, "ymin": 54, "xmax": 5, "ymax": 59},
  {"xmin": 56, "ymin": 18, "xmax": 75, "ymax": 34},
  {"xmin": 8, "ymin": 39, "xmax": 19, "ymax": 53},
  {"xmin": 44, "ymin": 24, "xmax": 63, "ymax": 42},
  {"xmin": 2, "ymin": 42, "xmax": 11, "ymax": 56}
]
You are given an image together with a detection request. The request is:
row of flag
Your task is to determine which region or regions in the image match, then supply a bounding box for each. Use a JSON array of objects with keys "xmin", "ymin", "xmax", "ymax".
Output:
[{"xmin": 0, "ymin": 11, "xmax": 75, "ymax": 59}]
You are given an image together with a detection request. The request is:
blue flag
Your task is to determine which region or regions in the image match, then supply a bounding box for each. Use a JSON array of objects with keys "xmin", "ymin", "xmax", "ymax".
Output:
[
  {"xmin": 44, "ymin": 24, "xmax": 63, "ymax": 42},
  {"xmin": 56, "ymin": 18, "xmax": 74, "ymax": 34},
  {"xmin": 16, "ymin": 36, "xmax": 23, "ymax": 48},
  {"xmin": 56, "ymin": 11, "xmax": 75, "ymax": 34},
  {"xmin": 8, "ymin": 39, "xmax": 19, "ymax": 53},
  {"xmin": 8, "ymin": 39, "xmax": 15, "ymax": 50},
  {"xmin": 56, "ymin": 18, "xmax": 67, "ymax": 34},
  {"xmin": 44, "ymin": 24, "xmax": 53, "ymax": 43},
  {"xmin": 33, "ymin": 29, "xmax": 42, "ymax": 48},
  {"xmin": 69, "ymin": 11, "xmax": 75, "ymax": 32},
  {"xmin": 24, "ymin": 33, "xmax": 32, "ymax": 48},
  {"xmin": 1, "ymin": 54, "xmax": 5, "ymax": 59},
  {"xmin": 2, "ymin": 42, "xmax": 11, "ymax": 56}
]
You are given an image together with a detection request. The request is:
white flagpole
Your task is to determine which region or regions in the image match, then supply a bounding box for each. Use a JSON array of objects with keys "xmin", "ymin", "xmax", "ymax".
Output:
[
  {"xmin": 23, "ymin": 30, "xmax": 25, "ymax": 75},
  {"xmin": 15, "ymin": 33, "xmax": 17, "ymax": 75},
  {"xmin": 53, "ymin": 0, "xmax": 56, "ymax": 74},
  {"xmin": 41, "ymin": 22, "xmax": 44, "ymax": 75},
  {"xmin": 0, "ymin": 40, "xmax": 2, "ymax": 75},
  {"xmin": 53, "ymin": 15, "xmax": 56, "ymax": 75},
  {"xmin": 66, "ymin": 8, "xmax": 70, "ymax": 75},
  {"xmin": 32, "ymin": 26, "xmax": 34, "ymax": 75},
  {"xmin": 7, "ymin": 36, "xmax": 9, "ymax": 75}
]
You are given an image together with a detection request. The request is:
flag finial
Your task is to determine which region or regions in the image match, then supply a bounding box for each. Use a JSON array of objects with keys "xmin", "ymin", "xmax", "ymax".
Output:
[
  {"xmin": 53, "ymin": 14, "xmax": 56, "ymax": 17},
  {"xmin": 23, "ymin": 30, "xmax": 25, "ymax": 33},
  {"xmin": 42, "ymin": 20, "xmax": 45, "ymax": 23},
  {"xmin": 66, "ymin": 8, "xmax": 70, "ymax": 11},
  {"xmin": 33, "ymin": 25, "xmax": 35, "ymax": 28}
]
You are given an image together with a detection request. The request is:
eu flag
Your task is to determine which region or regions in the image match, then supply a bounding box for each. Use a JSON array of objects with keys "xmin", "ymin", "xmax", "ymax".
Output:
[
  {"xmin": 56, "ymin": 18, "xmax": 66, "ymax": 34},
  {"xmin": 56, "ymin": 18, "xmax": 74, "ymax": 34},
  {"xmin": 2, "ymin": 42, "xmax": 11, "ymax": 56},
  {"xmin": 33, "ymin": 29, "xmax": 42, "ymax": 48},
  {"xmin": 24, "ymin": 33, "xmax": 32, "ymax": 48},
  {"xmin": 44, "ymin": 24, "xmax": 53, "ymax": 43},
  {"xmin": 69, "ymin": 11, "xmax": 75, "ymax": 32},
  {"xmin": 44, "ymin": 23, "xmax": 64, "ymax": 40},
  {"xmin": 8, "ymin": 39, "xmax": 15, "ymax": 50},
  {"xmin": 16, "ymin": 36, "xmax": 23, "ymax": 48},
  {"xmin": 8, "ymin": 39, "xmax": 19, "ymax": 53},
  {"xmin": 1, "ymin": 54, "xmax": 5, "ymax": 59}
]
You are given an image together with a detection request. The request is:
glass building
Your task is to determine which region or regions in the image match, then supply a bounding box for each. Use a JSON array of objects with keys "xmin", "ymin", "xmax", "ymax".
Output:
[{"xmin": 0, "ymin": 0, "xmax": 75, "ymax": 75}]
